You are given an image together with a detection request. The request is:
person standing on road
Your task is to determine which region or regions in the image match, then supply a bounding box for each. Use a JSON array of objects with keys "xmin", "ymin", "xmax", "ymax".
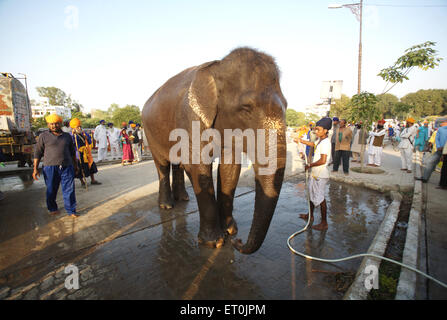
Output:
[
  {"xmin": 298, "ymin": 117, "xmax": 332, "ymax": 231},
  {"xmin": 107, "ymin": 122, "xmax": 122, "ymax": 160},
  {"xmin": 329, "ymin": 117, "xmax": 339, "ymax": 164},
  {"xmin": 414, "ymin": 121, "xmax": 429, "ymax": 165},
  {"xmin": 367, "ymin": 119, "xmax": 387, "ymax": 167},
  {"xmin": 332, "ymin": 119, "xmax": 352, "ymax": 175},
  {"xmin": 438, "ymin": 138, "xmax": 447, "ymax": 190},
  {"xmin": 70, "ymin": 118, "xmax": 101, "ymax": 187},
  {"xmin": 32, "ymin": 114, "xmax": 79, "ymax": 217},
  {"xmin": 416, "ymin": 119, "xmax": 447, "ymax": 183},
  {"xmin": 129, "ymin": 123, "xmax": 142, "ymax": 163},
  {"xmin": 398, "ymin": 117, "xmax": 417, "ymax": 173},
  {"xmin": 120, "ymin": 123, "xmax": 134, "ymax": 165},
  {"xmin": 94, "ymin": 120, "xmax": 108, "ymax": 162}
]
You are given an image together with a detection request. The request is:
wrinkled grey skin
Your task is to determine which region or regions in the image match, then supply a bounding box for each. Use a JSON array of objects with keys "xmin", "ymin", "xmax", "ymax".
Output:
[{"xmin": 142, "ymin": 48, "xmax": 287, "ymax": 254}]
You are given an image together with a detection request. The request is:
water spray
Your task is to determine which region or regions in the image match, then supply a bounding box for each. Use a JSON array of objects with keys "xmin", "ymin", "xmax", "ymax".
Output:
[{"xmin": 286, "ymin": 150, "xmax": 447, "ymax": 291}]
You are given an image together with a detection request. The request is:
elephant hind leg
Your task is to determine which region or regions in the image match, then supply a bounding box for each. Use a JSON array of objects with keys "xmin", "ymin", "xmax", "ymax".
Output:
[
  {"xmin": 154, "ymin": 157, "xmax": 174, "ymax": 210},
  {"xmin": 171, "ymin": 164, "xmax": 189, "ymax": 201}
]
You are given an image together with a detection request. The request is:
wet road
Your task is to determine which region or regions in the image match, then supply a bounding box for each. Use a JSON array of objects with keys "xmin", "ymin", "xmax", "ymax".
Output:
[{"xmin": 0, "ymin": 160, "xmax": 390, "ymax": 300}]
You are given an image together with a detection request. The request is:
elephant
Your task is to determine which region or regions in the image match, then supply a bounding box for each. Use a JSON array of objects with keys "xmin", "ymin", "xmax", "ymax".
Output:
[{"xmin": 142, "ymin": 47, "xmax": 287, "ymax": 254}]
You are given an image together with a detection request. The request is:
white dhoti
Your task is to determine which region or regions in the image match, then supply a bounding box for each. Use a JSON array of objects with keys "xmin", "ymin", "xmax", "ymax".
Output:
[
  {"xmin": 399, "ymin": 147, "xmax": 413, "ymax": 171},
  {"xmin": 368, "ymin": 146, "xmax": 383, "ymax": 166},
  {"xmin": 110, "ymin": 142, "xmax": 121, "ymax": 159},
  {"xmin": 308, "ymin": 176, "xmax": 328, "ymax": 207},
  {"xmin": 97, "ymin": 147, "xmax": 108, "ymax": 161}
]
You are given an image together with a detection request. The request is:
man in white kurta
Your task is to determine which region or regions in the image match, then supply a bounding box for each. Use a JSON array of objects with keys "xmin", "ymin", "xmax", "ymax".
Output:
[
  {"xmin": 398, "ymin": 117, "xmax": 417, "ymax": 173},
  {"xmin": 107, "ymin": 123, "xmax": 121, "ymax": 160},
  {"xmin": 94, "ymin": 120, "xmax": 108, "ymax": 162},
  {"xmin": 367, "ymin": 120, "xmax": 387, "ymax": 167}
]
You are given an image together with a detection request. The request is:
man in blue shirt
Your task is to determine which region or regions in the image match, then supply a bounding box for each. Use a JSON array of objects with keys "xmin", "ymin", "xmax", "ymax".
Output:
[{"xmin": 417, "ymin": 119, "xmax": 447, "ymax": 183}]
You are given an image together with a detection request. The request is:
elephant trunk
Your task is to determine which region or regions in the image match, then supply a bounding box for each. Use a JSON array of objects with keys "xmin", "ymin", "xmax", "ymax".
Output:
[{"xmin": 232, "ymin": 144, "xmax": 286, "ymax": 254}]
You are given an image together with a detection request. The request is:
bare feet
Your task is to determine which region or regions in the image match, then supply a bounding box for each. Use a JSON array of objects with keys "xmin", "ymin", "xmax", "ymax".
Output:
[{"xmin": 312, "ymin": 222, "xmax": 328, "ymax": 231}]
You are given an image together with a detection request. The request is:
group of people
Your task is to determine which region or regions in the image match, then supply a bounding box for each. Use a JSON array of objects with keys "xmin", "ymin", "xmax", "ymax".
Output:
[
  {"xmin": 290, "ymin": 115, "xmax": 447, "ymax": 232},
  {"xmin": 32, "ymin": 114, "xmax": 150, "ymax": 218},
  {"xmin": 292, "ymin": 117, "xmax": 390, "ymax": 176},
  {"xmin": 62, "ymin": 119, "xmax": 146, "ymax": 166}
]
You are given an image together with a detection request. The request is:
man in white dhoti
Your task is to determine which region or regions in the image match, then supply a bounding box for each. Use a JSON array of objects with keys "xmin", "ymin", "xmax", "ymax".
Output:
[
  {"xmin": 367, "ymin": 119, "xmax": 387, "ymax": 167},
  {"xmin": 398, "ymin": 117, "xmax": 417, "ymax": 173},
  {"xmin": 107, "ymin": 122, "xmax": 121, "ymax": 160},
  {"xmin": 297, "ymin": 117, "xmax": 332, "ymax": 231},
  {"xmin": 94, "ymin": 120, "xmax": 109, "ymax": 162}
]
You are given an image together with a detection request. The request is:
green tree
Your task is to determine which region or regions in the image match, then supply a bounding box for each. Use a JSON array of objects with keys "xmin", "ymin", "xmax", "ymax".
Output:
[
  {"xmin": 329, "ymin": 94, "xmax": 351, "ymax": 118},
  {"xmin": 348, "ymin": 92, "xmax": 381, "ymax": 171},
  {"xmin": 393, "ymin": 102, "xmax": 415, "ymax": 121},
  {"xmin": 378, "ymin": 41, "xmax": 443, "ymax": 94},
  {"xmin": 111, "ymin": 104, "xmax": 142, "ymax": 127},
  {"xmin": 286, "ymin": 109, "xmax": 300, "ymax": 127},
  {"xmin": 376, "ymin": 93, "xmax": 399, "ymax": 119},
  {"xmin": 36, "ymin": 87, "xmax": 70, "ymax": 106}
]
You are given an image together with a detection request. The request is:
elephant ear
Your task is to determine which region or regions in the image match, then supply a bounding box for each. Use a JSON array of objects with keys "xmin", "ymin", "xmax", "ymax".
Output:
[{"xmin": 188, "ymin": 62, "xmax": 218, "ymax": 129}]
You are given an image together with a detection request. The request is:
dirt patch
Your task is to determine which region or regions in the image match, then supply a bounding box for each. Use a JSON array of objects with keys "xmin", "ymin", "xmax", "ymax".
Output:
[
  {"xmin": 351, "ymin": 167, "xmax": 385, "ymax": 174},
  {"xmin": 368, "ymin": 191, "xmax": 412, "ymax": 300}
]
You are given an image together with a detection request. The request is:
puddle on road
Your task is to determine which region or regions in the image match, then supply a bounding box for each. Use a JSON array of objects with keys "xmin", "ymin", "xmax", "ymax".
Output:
[
  {"xmin": 1, "ymin": 175, "xmax": 391, "ymax": 300},
  {"xmin": 0, "ymin": 172, "xmax": 44, "ymax": 192}
]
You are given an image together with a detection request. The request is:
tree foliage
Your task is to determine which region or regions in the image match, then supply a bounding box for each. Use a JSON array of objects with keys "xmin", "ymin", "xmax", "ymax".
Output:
[
  {"xmin": 329, "ymin": 94, "xmax": 351, "ymax": 118},
  {"xmin": 378, "ymin": 41, "xmax": 443, "ymax": 94},
  {"xmin": 286, "ymin": 109, "xmax": 319, "ymax": 127}
]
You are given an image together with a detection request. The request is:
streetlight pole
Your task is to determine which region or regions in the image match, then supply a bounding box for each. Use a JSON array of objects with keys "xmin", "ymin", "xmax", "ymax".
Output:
[{"xmin": 329, "ymin": 1, "xmax": 363, "ymax": 94}]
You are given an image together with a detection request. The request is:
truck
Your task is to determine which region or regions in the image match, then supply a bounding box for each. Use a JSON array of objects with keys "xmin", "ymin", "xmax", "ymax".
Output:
[{"xmin": 0, "ymin": 73, "xmax": 35, "ymax": 167}]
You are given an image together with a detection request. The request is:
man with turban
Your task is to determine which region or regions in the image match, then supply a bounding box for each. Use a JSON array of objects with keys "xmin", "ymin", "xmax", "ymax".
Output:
[
  {"xmin": 129, "ymin": 122, "xmax": 142, "ymax": 162},
  {"xmin": 367, "ymin": 119, "xmax": 387, "ymax": 167},
  {"xmin": 298, "ymin": 117, "xmax": 332, "ymax": 231},
  {"xmin": 70, "ymin": 118, "xmax": 101, "ymax": 187},
  {"xmin": 107, "ymin": 122, "xmax": 121, "ymax": 160},
  {"xmin": 398, "ymin": 117, "xmax": 418, "ymax": 173},
  {"xmin": 33, "ymin": 113, "xmax": 79, "ymax": 217},
  {"xmin": 94, "ymin": 120, "xmax": 109, "ymax": 162},
  {"xmin": 417, "ymin": 118, "xmax": 447, "ymax": 183}
]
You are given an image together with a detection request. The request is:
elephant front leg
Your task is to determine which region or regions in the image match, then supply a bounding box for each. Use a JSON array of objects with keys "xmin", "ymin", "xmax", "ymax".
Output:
[
  {"xmin": 154, "ymin": 158, "xmax": 174, "ymax": 209},
  {"xmin": 217, "ymin": 163, "xmax": 241, "ymax": 236},
  {"xmin": 186, "ymin": 166, "xmax": 225, "ymax": 248},
  {"xmin": 171, "ymin": 164, "xmax": 189, "ymax": 201}
]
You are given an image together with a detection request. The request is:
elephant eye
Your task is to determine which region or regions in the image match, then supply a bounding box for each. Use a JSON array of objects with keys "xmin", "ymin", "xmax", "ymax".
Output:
[{"xmin": 240, "ymin": 104, "xmax": 253, "ymax": 113}]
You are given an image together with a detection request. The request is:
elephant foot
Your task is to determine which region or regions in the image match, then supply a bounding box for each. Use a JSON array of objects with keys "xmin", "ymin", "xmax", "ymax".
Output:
[
  {"xmin": 173, "ymin": 187, "xmax": 190, "ymax": 201},
  {"xmin": 159, "ymin": 202, "xmax": 173, "ymax": 210},
  {"xmin": 158, "ymin": 186, "xmax": 174, "ymax": 209},
  {"xmin": 198, "ymin": 230, "xmax": 225, "ymax": 248},
  {"xmin": 223, "ymin": 217, "xmax": 238, "ymax": 236}
]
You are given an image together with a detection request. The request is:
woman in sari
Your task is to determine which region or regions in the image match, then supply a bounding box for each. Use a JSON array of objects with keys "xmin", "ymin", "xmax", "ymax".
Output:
[
  {"xmin": 120, "ymin": 122, "xmax": 134, "ymax": 165},
  {"xmin": 70, "ymin": 118, "xmax": 101, "ymax": 187}
]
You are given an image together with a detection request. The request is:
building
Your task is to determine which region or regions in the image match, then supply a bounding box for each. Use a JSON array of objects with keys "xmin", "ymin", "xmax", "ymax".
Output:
[
  {"xmin": 303, "ymin": 101, "xmax": 331, "ymax": 118},
  {"xmin": 31, "ymin": 98, "xmax": 72, "ymax": 120}
]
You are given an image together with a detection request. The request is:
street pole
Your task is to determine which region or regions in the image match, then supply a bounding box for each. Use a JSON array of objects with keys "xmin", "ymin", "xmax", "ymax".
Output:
[
  {"xmin": 357, "ymin": 0, "xmax": 363, "ymax": 94},
  {"xmin": 329, "ymin": 1, "xmax": 363, "ymax": 93}
]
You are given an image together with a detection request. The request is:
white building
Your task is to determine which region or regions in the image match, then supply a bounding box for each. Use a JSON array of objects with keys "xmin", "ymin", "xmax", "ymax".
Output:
[
  {"xmin": 31, "ymin": 98, "xmax": 72, "ymax": 120},
  {"xmin": 303, "ymin": 101, "xmax": 331, "ymax": 118}
]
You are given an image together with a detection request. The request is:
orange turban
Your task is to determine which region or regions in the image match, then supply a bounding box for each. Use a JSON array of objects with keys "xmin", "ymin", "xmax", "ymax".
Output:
[
  {"xmin": 69, "ymin": 118, "xmax": 81, "ymax": 128},
  {"xmin": 45, "ymin": 113, "xmax": 62, "ymax": 124},
  {"xmin": 406, "ymin": 117, "xmax": 415, "ymax": 124}
]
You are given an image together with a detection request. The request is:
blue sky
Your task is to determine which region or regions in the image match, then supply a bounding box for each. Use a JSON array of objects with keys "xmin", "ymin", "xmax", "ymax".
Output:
[{"xmin": 1, "ymin": 0, "xmax": 446, "ymax": 113}]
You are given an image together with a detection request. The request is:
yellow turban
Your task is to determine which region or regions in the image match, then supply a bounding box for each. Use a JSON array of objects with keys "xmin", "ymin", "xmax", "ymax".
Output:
[
  {"xmin": 70, "ymin": 118, "xmax": 81, "ymax": 128},
  {"xmin": 406, "ymin": 117, "xmax": 415, "ymax": 124},
  {"xmin": 45, "ymin": 113, "xmax": 62, "ymax": 124},
  {"xmin": 130, "ymin": 123, "xmax": 136, "ymax": 128}
]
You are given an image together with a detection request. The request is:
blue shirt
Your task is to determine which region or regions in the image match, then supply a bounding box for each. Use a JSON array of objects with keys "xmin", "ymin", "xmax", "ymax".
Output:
[{"xmin": 435, "ymin": 126, "xmax": 447, "ymax": 150}]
